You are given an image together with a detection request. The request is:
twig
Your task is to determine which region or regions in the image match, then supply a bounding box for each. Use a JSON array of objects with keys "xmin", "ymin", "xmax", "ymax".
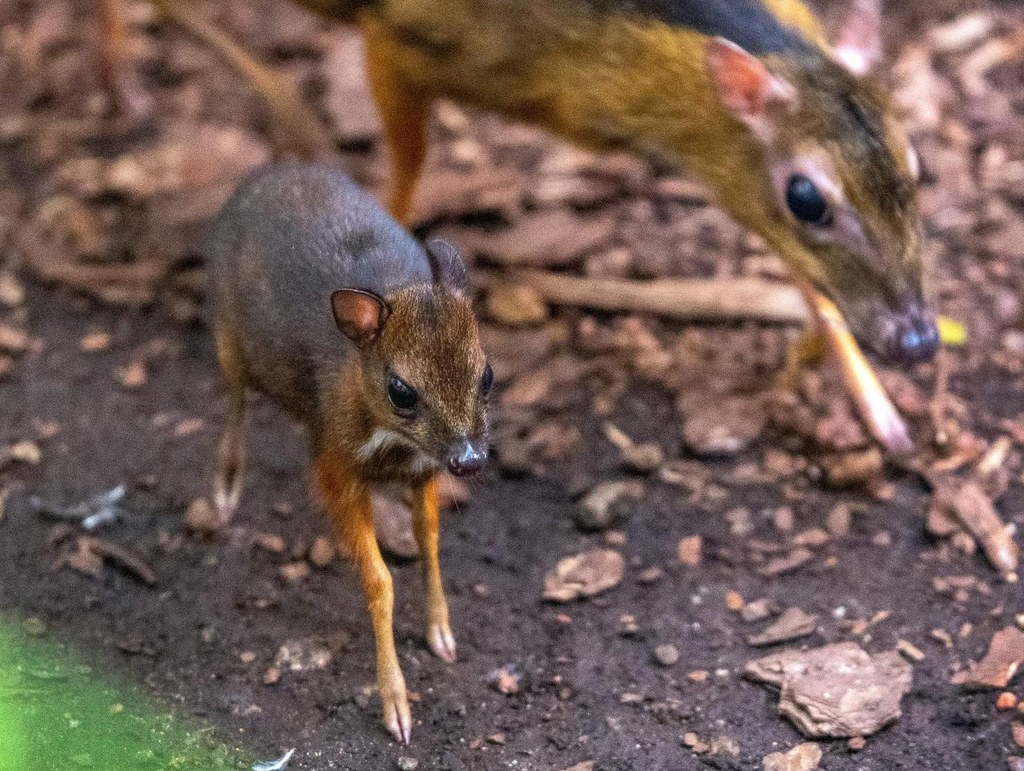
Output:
[{"xmin": 484, "ymin": 270, "xmax": 811, "ymax": 324}]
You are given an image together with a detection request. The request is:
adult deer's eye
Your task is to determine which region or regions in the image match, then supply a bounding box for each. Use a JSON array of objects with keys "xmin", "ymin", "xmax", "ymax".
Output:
[
  {"xmin": 481, "ymin": 363, "xmax": 494, "ymax": 396},
  {"xmin": 786, "ymin": 174, "xmax": 832, "ymax": 226},
  {"xmin": 387, "ymin": 374, "xmax": 418, "ymax": 413}
]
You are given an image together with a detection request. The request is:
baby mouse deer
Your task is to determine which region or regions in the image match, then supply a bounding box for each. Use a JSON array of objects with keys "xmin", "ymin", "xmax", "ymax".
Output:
[{"xmin": 206, "ymin": 161, "xmax": 492, "ymax": 743}]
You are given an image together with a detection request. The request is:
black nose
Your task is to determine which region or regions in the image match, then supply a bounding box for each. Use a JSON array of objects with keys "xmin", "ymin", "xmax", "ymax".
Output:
[
  {"xmin": 881, "ymin": 300, "xmax": 940, "ymax": 366},
  {"xmin": 447, "ymin": 441, "xmax": 487, "ymax": 477}
]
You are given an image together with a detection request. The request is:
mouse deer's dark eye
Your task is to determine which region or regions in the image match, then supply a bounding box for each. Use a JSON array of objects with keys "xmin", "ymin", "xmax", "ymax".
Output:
[
  {"xmin": 785, "ymin": 174, "xmax": 831, "ymax": 226},
  {"xmin": 481, "ymin": 363, "xmax": 494, "ymax": 396},
  {"xmin": 387, "ymin": 374, "xmax": 418, "ymax": 413}
]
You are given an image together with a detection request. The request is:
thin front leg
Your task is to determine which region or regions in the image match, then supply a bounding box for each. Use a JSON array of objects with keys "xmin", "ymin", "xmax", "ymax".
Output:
[
  {"xmin": 411, "ymin": 476, "xmax": 455, "ymax": 663},
  {"xmin": 313, "ymin": 452, "xmax": 412, "ymax": 744},
  {"xmin": 360, "ymin": 15, "xmax": 432, "ymax": 225}
]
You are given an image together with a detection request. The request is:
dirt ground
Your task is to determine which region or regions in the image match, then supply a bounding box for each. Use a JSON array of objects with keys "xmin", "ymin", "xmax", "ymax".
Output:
[{"xmin": 2, "ymin": 1, "xmax": 1024, "ymax": 769}]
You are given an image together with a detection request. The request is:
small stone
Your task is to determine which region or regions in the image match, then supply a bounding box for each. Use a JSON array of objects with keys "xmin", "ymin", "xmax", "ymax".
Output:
[
  {"xmin": 637, "ymin": 565, "xmax": 665, "ymax": 585},
  {"xmin": 741, "ymin": 598, "xmax": 776, "ymax": 622},
  {"xmin": 762, "ymin": 742, "xmax": 823, "ymax": 771},
  {"xmin": 254, "ymin": 533, "xmax": 286, "ymax": 554},
  {"xmin": 239, "ymin": 651, "xmax": 256, "ymax": 664},
  {"xmin": 0, "ymin": 324, "xmax": 28, "ymax": 355},
  {"xmin": 773, "ymin": 507, "xmax": 795, "ymax": 532},
  {"xmin": 262, "ymin": 667, "xmax": 281, "ymax": 685},
  {"xmin": 826, "ymin": 504, "xmax": 853, "ymax": 537},
  {"xmin": 487, "ymin": 665, "xmax": 522, "ymax": 695},
  {"xmin": 687, "ymin": 669, "xmax": 710, "ymax": 683},
  {"xmin": 7, "ymin": 440, "xmax": 41, "ymax": 465},
  {"xmin": 397, "ymin": 757, "xmax": 419, "ymax": 771},
  {"xmin": 80, "ymin": 331, "xmax": 112, "ymax": 352},
  {"xmin": 575, "ymin": 481, "xmax": 644, "ymax": 531},
  {"xmin": 726, "ymin": 591, "xmax": 745, "ymax": 612},
  {"xmin": 682, "ymin": 732, "xmax": 701, "ymax": 748},
  {"xmin": 604, "ymin": 530, "xmax": 627, "ymax": 546},
  {"xmin": 487, "ymin": 733, "xmax": 506, "ymax": 745},
  {"xmin": 115, "ymin": 361, "xmax": 146, "ymax": 389},
  {"xmin": 677, "ymin": 535, "xmax": 703, "ymax": 566},
  {"xmin": 279, "ymin": 561, "xmax": 311, "ymax": 583},
  {"xmin": 998, "ymin": 692, "xmax": 1019, "ymax": 710},
  {"xmin": 184, "ymin": 498, "xmax": 222, "ymax": 534},
  {"xmin": 1014, "ymin": 722, "xmax": 1024, "ymax": 749},
  {"xmin": 308, "ymin": 536, "xmax": 335, "ymax": 568},
  {"xmin": 871, "ymin": 531, "xmax": 893, "ymax": 548},
  {"xmin": 0, "ymin": 271, "xmax": 25, "ymax": 307},
  {"xmin": 847, "ymin": 737, "xmax": 866, "ymax": 752},
  {"xmin": 654, "ymin": 644, "xmax": 680, "ymax": 667}
]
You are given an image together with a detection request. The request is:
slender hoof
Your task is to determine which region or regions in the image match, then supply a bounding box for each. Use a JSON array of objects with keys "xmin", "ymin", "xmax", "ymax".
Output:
[
  {"xmin": 213, "ymin": 485, "xmax": 240, "ymax": 526},
  {"xmin": 427, "ymin": 621, "xmax": 457, "ymax": 664},
  {"xmin": 382, "ymin": 688, "xmax": 413, "ymax": 745}
]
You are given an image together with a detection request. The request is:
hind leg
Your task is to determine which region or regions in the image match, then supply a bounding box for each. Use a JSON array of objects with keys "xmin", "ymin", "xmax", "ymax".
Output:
[
  {"xmin": 360, "ymin": 14, "xmax": 432, "ymax": 224},
  {"xmin": 213, "ymin": 330, "xmax": 247, "ymax": 525}
]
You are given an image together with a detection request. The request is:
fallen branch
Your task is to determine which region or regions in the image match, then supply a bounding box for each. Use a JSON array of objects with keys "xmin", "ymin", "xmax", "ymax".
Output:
[{"xmin": 485, "ymin": 270, "xmax": 811, "ymax": 324}]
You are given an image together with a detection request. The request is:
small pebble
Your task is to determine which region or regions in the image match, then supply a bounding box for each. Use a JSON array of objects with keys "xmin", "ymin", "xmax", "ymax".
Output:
[
  {"xmin": 279, "ymin": 561, "xmax": 311, "ymax": 583},
  {"xmin": 725, "ymin": 590, "xmax": 744, "ymax": 612},
  {"xmin": 397, "ymin": 758, "xmax": 419, "ymax": 771},
  {"xmin": 263, "ymin": 667, "xmax": 281, "ymax": 685},
  {"xmin": 678, "ymin": 535, "xmax": 703, "ymax": 566},
  {"xmin": 848, "ymin": 737, "xmax": 866, "ymax": 752},
  {"xmin": 308, "ymin": 537, "xmax": 335, "ymax": 568},
  {"xmin": 998, "ymin": 692, "xmax": 1019, "ymax": 710},
  {"xmin": 654, "ymin": 644, "xmax": 680, "ymax": 667}
]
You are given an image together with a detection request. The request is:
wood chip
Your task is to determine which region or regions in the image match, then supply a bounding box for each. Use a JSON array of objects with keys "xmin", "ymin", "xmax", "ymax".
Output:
[
  {"xmin": 762, "ymin": 743, "xmax": 823, "ymax": 771},
  {"xmin": 952, "ymin": 626, "xmax": 1024, "ymax": 689},
  {"xmin": 542, "ymin": 549, "xmax": 624, "ymax": 602},
  {"xmin": 937, "ymin": 481, "xmax": 1019, "ymax": 576},
  {"xmin": 747, "ymin": 608, "xmax": 819, "ymax": 647},
  {"xmin": 756, "ymin": 548, "xmax": 814, "ymax": 577}
]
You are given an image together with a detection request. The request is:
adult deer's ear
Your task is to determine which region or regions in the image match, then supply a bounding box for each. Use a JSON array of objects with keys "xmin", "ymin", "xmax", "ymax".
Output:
[
  {"xmin": 706, "ymin": 37, "xmax": 797, "ymax": 143},
  {"xmin": 833, "ymin": 0, "xmax": 882, "ymax": 77},
  {"xmin": 425, "ymin": 238, "xmax": 469, "ymax": 293},
  {"xmin": 331, "ymin": 288, "xmax": 390, "ymax": 347}
]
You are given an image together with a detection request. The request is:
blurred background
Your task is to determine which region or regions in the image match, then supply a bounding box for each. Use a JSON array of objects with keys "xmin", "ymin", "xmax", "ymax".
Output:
[{"xmin": 0, "ymin": 1, "xmax": 1023, "ymax": 769}]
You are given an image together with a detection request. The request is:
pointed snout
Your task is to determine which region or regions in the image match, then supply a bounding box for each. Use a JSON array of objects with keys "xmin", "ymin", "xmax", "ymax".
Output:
[
  {"xmin": 447, "ymin": 439, "xmax": 488, "ymax": 477},
  {"xmin": 878, "ymin": 296, "xmax": 940, "ymax": 366}
]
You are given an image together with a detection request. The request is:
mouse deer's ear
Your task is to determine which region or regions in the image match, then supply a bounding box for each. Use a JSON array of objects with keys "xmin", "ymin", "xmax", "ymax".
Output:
[
  {"xmin": 331, "ymin": 289, "xmax": 390, "ymax": 347},
  {"xmin": 425, "ymin": 238, "xmax": 469, "ymax": 293},
  {"xmin": 706, "ymin": 37, "xmax": 797, "ymax": 143},
  {"xmin": 833, "ymin": 0, "xmax": 881, "ymax": 77}
]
